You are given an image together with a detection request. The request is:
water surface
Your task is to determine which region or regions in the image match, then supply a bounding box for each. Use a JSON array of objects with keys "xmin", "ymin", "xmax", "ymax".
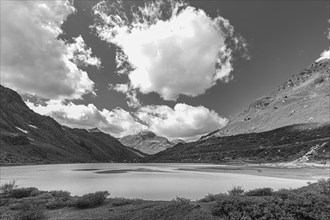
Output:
[{"xmin": 0, "ymin": 163, "xmax": 315, "ymax": 200}]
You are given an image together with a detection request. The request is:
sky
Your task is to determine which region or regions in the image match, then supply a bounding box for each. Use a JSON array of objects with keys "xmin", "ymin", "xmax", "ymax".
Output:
[{"xmin": 1, "ymin": 0, "xmax": 329, "ymax": 141}]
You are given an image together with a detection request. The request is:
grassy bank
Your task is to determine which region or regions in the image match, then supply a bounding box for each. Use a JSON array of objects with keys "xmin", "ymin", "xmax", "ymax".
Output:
[{"xmin": 1, "ymin": 179, "xmax": 329, "ymax": 220}]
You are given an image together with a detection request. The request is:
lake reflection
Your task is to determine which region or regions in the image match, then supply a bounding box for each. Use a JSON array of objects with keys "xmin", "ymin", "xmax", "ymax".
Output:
[{"xmin": 0, "ymin": 163, "xmax": 313, "ymax": 200}]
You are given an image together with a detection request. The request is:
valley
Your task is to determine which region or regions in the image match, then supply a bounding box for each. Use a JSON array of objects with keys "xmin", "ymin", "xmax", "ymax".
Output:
[
  {"xmin": 1, "ymin": 1, "xmax": 329, "ymax": 219},
  {"xmin": 1, "ymin": 59, "xmax": 329, "ymax": 166}
]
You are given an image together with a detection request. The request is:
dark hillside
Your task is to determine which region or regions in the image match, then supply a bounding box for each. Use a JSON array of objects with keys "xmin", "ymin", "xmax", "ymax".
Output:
[
  {"xmin": 0, "ymin": 85, "xmax": 142, "ymax": 164},
  {"xmin": 143, "ymin": 123, "xmax": 330, "ymax": 163},
  {"xmin": 202, "ymin": 59, "xmax": 329, "ymax": 139},
  {"xmin": 143, "ymin": 59, "xmax": 330, "ymax": 164}
]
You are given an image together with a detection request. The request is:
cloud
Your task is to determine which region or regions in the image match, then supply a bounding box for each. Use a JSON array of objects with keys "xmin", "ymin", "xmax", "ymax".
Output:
[
  {"xmin": 67, "ymin": 35, "xmax": 101, "ymax": 68},
  {"xmin": 316, "ymin": 49, "xmax": 330, "ymax": 62},
  {"xmin": 1, "ymin": 1, "xmax": 95, "ymax": 100},
  {"xmin": 109, "ymin": 83, "xmax": 141, "ymax": 108},
  {"xmin": 26, "ymin": 99, "xmax": 226, "ymax": 141},
  {"xmin": 26, "ymin": 100, "xmax": 147, "ymax": 137},
  {"xmin": 93, "ymin": 0, "xmax": 248, "ymax": 101},
  {"xmin": 137, "ymin": 103, "xmax": 228, "ymax": 141}
]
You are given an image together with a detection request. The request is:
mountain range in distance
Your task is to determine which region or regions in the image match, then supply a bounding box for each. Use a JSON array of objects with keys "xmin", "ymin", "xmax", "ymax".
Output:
[{"xmin": 119, "ymin": 131, "xmax": 185, "ymax": 155}]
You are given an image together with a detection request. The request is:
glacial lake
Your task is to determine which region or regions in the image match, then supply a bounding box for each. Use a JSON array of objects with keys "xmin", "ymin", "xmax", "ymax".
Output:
[{"xmin": 0, "ymin": 163, "xmax": 322, "ymax": 200}]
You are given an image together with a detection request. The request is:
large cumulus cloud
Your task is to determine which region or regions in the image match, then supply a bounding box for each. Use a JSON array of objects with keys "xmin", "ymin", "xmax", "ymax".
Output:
[
  {"xmin": 1, "ymin": 1, "xmax": 98, "ymax": 100},
  {"xmin": 26, "ymin": 100, "xmax": 147, "ymax": 137},
  {"xmin": 137, "ymin": 103, "xmax": 228, "ymax": 141},
  {"xmin": 92, "ymin": 0, "xmax": 248, "ymax": 101},
  {"xmin": 27, "ymin": 100, "xmax": 226, "ymax": 141}
]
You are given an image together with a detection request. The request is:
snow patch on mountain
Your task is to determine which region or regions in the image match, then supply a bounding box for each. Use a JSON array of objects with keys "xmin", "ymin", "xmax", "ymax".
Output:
[{"xmin": 15, "ymin": 127, "xmax": 28, "ymax": 134}]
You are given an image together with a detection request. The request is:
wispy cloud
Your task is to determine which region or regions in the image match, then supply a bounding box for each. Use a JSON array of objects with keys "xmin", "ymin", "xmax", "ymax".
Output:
[
  {"xmin": 109, "ymin": 83, "xmax": 142, "ymax": 108},
  {"xmin": 67, "ymin": 35, "xmax": 101, "ymax": 68}
]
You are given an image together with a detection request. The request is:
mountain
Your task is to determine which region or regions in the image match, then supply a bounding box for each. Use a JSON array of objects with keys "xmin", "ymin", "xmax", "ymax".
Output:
[
  {"xmin": 143, "ymin": 123, "xmax": 330, "ymax": 163},
  {"xmin": 87, "ymin": 127, "xmax": 102, "ymax": 133},
  {"xmin": 119, "ymin": 131, "xmax": 185, "ymax": 154},
  {"xmin": 0, "ymin": 85, "xmax": 143, "ymax": 165},
  {"xmin": 143, "ymin": 59, "xmax": 330, "ymax": 164},
  {"xmin": 202, "ymin": 59, "xmax": 329, "ymax": 140}
]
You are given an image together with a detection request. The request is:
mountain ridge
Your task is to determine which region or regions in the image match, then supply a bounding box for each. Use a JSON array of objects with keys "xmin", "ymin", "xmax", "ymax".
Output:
[
  {"xmin": 143, "ymin": 59, "xmax": 330, "ymax": 164},
  {"xmin": 0, "ymin": 85, "xmax": 143, "ymax": 164},
  {"xmin": 201, "ymin": 59, "xmax": 329, "ymax": 140}
]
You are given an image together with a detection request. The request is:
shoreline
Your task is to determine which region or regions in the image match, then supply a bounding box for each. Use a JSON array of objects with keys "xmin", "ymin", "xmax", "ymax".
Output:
[{"xmin": 1, "ymin": 160, "xmax": 329, "ymax": 167}]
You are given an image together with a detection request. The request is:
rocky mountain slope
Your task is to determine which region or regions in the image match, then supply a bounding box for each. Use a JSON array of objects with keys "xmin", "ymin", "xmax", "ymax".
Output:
[
  {"xmin": 202, "ymin": 58, "xmax": 329, "ymax": 139},
  {"xmin": 0, "ymin": 85, "xmax": 142, "ymax": 164},
  {"xmin": 143, "ymin": 59, "xmax": 330, "ymax": 164},
  {"xmin": 119, "ymin": 131, "xmax": 185, "ymax": 154},
  {"xmin": 143, "ymin": 123, "xmax": 330, "ymax": 163}
]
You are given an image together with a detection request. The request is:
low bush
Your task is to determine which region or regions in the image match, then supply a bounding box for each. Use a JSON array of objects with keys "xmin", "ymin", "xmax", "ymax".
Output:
[
  {"xmin": 0, "ymin": 180, "xmax": 17, "ymax": 194},
  {"xmin": 36, "ymin": 192, "xmax": 53, "ymax": 199},
  {"xmin": 49, "ymin": 190, "xmax": 70, "ymax": 198},
  {"xmin": 46, "ymin": 197, "xmax": 71, "ymax": 210},
  {"xmin": 300, "ymin": 178, "xmax": 330, "ymax": 195},
  {"xmin": 211, "ymin": 180, "xmax": 330, "ymax": 220},
  {"xmin": 9, "ymin": 202, "xmax": 30, "ymax": 211},
  {"xmin": 8, "ymin": 187, "xmax": 38, "ymax": 199},
  {"xmin": 272, "ymin": 188, "xmax": 297, "ymax": 200},
  {"xmin": 14, "ymin": 204, "xmax": 46, "ymax": 220},
  {"xmin": 172, "ymin": 196, "xmax": 191, "ymax": 204},
  {"xmin": 74, "ymin": 191, "xmax": 109, "ymax": 209},
  {"xmin": 211, "ymin": 196, "xmax": 278, "ymax": 219},
  {"xmin": 245, "ymin": 187, "xmax": 273, "ymax": 196},
  {"xmin": 228, "ymin": 186, "xmax": 244, "ymax": 196},
  {"xmin": 199, "ymin": 193, "xmax": 226, "ymax": 202},
  {"xmin": 112, "ymin": 198, "xmax": 136, "ymax": 207}
]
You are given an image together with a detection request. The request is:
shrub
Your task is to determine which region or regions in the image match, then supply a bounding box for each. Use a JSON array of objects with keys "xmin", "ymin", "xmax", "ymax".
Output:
[
  {"xmin": 46, "ymin": 197, "xmax": 70, "ymax": 210},
  {"xmin": 245, "ymin": 187, "xmax": 273, "ymax": 196},
  {"xmin": 307, "ymin": 178, "xmax": 330, "ymax": 195},
  {"xmin": 273, "ymin": 188, "xmax": 297, "ymax": 200},
  {"xmin": 74, "ymin": 191, "xmax": 109, "ymax": 209},
  {"xmin": 211, "ymin": 180, "xmax": 330, "ymax": 220},
  {"xmin": 30, "ymin": 189, "xmax": 43, "ymax": 197},
  {"xmin": 211, "ymin": 196, "xmax": 285, "ymax": 219},
  {"xmin": 8, "ymin": 187, "xmax": 38, "ymax": 199},
  {"xmin": 112, "ymin": 198, "xmax": 136, "ymax": 207},
  {"xmin": 49, "ymin": 190, "xmax": 71, "ymax": 198},
  {"xmin": 9, "ymin": 202, "xmax": 30, "ymax": 211},
  {"xmin": 37, "ymin": 192, "xmax": 53, "ymax": 200},
  {"xmin": 1, "ymin": 180, "xmax": 17, "ymax": 194},
  {"xmin": 228, "ymin": 186, "xmax": 244, "ymax": 196},
  {"xmin": 14, "ymin": 204, "xmax": 46, "ymax": 220},
  {"xmin": 172, "ymin": 196, "xmax": 191, "ymax": 204},
  {"xmin": 199, "ymin": 193, "xmax": 226, "ymax": 202}
]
